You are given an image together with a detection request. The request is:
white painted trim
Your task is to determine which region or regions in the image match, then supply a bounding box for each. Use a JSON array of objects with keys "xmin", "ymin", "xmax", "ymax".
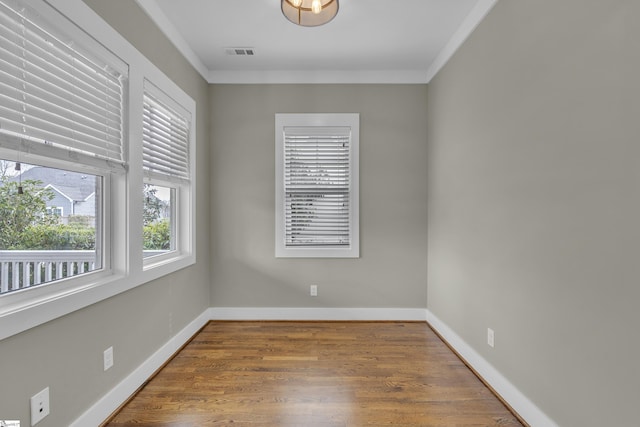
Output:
[
  {"xmin": 70, "ymin": 307, "xmax": 558, "ymax": 426},
  {"xmin": 69, "ymin": 308, "xmax": 212, "ymax": 427},
  {"xmin": 135, "ymin": 0, "xmax": 210, "ymax": 81},
  {"xmin": 0, "ymin": 0, "xmax": 197, "ymax": 342},
  {"xmin": 425, "ymin": 0, "xmax": 499, "ymax": 82},
  {"xmin": 275, "ymin": 113, "xmax": 360, "ymax": 258},
  {"xmin": 69, "ymin": 307, "xmax": 423, "ymax": 424},
  {"xmin": 45, "ymin": 184, "xmax": 74, "ymax": 203},
  {"xmin": 210, "ymin": 307, "xmax": 427, "ymax": 321},
  {"xmin": 209, "ymin": 69, "xmax": 430, "ymax": 84},
  {"xmin": 129, "ymin": 0, "xmax": 499, "ymax": 85},
  {"xmin": 426, "ymin": 309, "xmax": 558, "ymax": 427}
]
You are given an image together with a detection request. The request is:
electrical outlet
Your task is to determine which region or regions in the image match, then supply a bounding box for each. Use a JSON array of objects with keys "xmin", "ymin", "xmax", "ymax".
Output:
[
  {"xmin": 487, "ymin": 328, "xmax": 495, "ymax": 348},
  {"xmin": 310, "ymin": 285, "xmax": 318, "ymax": 297},
  {"xmin": 104, "ymin": 346, "xmax": 114, "ymax": 371},
  {"xmin": 30, "ymin": 387, "xmax": 50, "ymax": 426}
]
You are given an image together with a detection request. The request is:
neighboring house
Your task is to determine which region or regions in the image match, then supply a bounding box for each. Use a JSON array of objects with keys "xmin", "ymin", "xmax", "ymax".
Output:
[{"xmin": 10, "ymin": 166, "xmax": 97, "ymax": 224}]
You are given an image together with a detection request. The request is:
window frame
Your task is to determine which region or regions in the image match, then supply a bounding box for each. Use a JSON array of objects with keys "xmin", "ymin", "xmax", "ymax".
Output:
[
  {"xmin": 141, "ymin": 80, "xmax": 194, "ymax": 269},
  {"xmin": 0, "ymin": 0, "xmax": 196, "ymax": 341},
  {"xmin": 46, "ymin": 206, "xmax": 64, "ymax": 217},
  {"xmin": 275, "ymin": 113, "xmax": 360, "ymax": 258}
]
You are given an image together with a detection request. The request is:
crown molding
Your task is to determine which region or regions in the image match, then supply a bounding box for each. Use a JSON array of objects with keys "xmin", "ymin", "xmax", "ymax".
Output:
[
  {"xmin": 425, "ymin": 0, "xmax": 500, "ymax": 82},
  {"xmin": 137, "ymin": 0, "xmax": 499, "ymax": 85},
  {"xmin": 209, "ymin": 69, "xmax": 430, "ymax": 84},
  {"xmin": 135, "ymin": 0, "xmax": 210, "ymax": 81}
]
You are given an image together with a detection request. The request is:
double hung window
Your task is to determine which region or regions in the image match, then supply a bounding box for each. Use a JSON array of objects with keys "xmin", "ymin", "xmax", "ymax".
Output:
[
  {"xmin": 275, "ymin": 113, "xmax": 359, "ymax": 258},
  {"xmin": 0, "ymin": 0, "xmax": 126, "ymax": 294},
  {"xmin": 142, "ymin": 80, "xmax": 192, "ymax": 263},
  {"xmin": 0, "ymin": 0, "xmax": 196, "ymax": 339}
]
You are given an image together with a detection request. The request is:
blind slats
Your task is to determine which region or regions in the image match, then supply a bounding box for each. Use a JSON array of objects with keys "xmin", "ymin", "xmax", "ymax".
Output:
[
  {"xmin": 0, "ymin": 104, "xmax": 122, "ymax": 159},
  {"xmin": 0, "ymin": 37, "xmax": 123, "ymax": 108},
  {"xmin": 142, "ymin": 91, "xmax": 190, "ymax": 183},
  {"xmin": 0, "ymin": 0, "xmax": 126, "ymax": 169},
  {"xmin": 283, "ymin": 127, "xmax": 351, "ymax": 247},
  {"xmin": 142, "ymin": 115, "xmax": 189, "ymax": 155},
  {"xmin": 0, "ymin": 76, "xmax": 121, "ymax": 131},
  {"xmin": 0, "ymin": 93, "xmax": 122, "ymax": 145}
]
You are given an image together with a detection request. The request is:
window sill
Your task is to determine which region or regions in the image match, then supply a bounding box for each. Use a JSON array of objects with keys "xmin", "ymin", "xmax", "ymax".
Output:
[
  {"xmin": 0, "ymin": 252, "xmax": 195, "ymax": 341},
  {"xmin": 0, "ymin": 271, "xmax": 124, "ymax": 341}
]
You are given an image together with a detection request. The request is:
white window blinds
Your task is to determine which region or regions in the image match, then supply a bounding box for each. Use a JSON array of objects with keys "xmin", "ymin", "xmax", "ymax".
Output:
[
  {"xmin": 142, "ymin": 83, "xmax": 190, "ymax": 183},
  {"xmin": 0, "ymin": 0, "xmax": 127, "ymax": 171},
  {"xmin": 284, "ymin": 127, "xmax": 351, "ymax": 247},
  {"xmin": 276, "ymin": 113, "xmax": 359, "ymax": 258}
]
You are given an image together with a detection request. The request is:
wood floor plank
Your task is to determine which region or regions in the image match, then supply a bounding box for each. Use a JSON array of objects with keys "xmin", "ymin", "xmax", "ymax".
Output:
[{"xmin": 104, "ymin": 321, "xmax": 524, "ymax": 426}]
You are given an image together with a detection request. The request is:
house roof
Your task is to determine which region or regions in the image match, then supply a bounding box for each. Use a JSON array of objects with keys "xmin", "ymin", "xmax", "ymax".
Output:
[{"xmin": 11, "ymin": 166, "xmax": 96, "ymax": 202}]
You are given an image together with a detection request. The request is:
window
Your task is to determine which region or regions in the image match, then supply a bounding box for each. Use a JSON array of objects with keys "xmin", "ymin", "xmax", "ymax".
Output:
[
  {"xmin": 141, "ymin": 80, "xmax": 192, "ymax": 265},
  {"xmin": 275, "ymin": 113, "xmax": 359, "ymax": 258},
  {"xmin": 0, "ymin": 0, "xmax": 196, "ymax": 340},
  {"xmin": 46, "ymin": 207, "xmax": 63, "ymax": 217},
  {"xmin": 0, "ymin": 0, "xmax": 124, "ymax": 294}
]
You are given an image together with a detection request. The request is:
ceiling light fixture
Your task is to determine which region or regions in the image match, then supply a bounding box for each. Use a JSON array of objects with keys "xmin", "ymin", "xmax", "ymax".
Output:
[{"xmin": 282, "ymin": 0, "xmax": 339, "ymax": 27}]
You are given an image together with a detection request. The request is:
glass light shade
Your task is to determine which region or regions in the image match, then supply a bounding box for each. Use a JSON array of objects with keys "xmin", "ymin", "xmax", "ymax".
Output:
[
  {"xmin": 311, "ymin": 0, "xmax": 322, "ymax": 14},
  {"xmin": 282, "ymin": 0, "xmax": 339, "ymax": 27}
]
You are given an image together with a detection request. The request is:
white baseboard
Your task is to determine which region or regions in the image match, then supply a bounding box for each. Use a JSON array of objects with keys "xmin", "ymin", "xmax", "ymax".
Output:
[
  {"xmin": 69, "ymin": 308, "xmax": 211, "ymax": 427},
  {"xmin": 69, "ymin": 307, "xmax": 424, "ymax": 425},
  {"xmin": 72, "ymin": 307, "xmax": 555, "ymax": 427},
  {"xmin": 426, "ymin": 310, "xmax": 558, "ymax": 427},
  {"xmin": 209, "ymin": 307, "xmax": 428, "ymax": 321}
]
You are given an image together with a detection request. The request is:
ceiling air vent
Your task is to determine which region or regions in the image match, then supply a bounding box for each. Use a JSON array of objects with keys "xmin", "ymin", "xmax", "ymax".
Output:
[{"xmin": 225, "ymin": 47, "xmax": 255, "ymax": 56}]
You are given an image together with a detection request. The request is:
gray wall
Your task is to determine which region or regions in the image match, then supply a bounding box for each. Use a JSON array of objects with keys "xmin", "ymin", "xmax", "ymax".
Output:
[
  {"xmin": 0, "ymin": 1, "xmax": 211, "ymax": 425},
  {"xmin": 7, "ymin": 0, "xmax": 635, "ymax": 425},
  {"xmin": 427, "ymin": 1, "xmax": 640, "ymax": 426},
  {"xmin": 210, "ymin": 84, "xmax": 428, "ymax": 308}
]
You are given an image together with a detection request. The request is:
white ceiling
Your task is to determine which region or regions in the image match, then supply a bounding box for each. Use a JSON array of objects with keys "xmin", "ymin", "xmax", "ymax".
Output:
[{"xmin": 135, "ymin": 0, "xmax": 498, "ymax": 84}]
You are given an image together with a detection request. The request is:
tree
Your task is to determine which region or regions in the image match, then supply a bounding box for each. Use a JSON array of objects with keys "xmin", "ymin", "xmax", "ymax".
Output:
[
  {"xmin": 0, "ymin": 160, "xmax": 12, "ymax": 179},
  {"xmin": 0, "ymin": 178, "xmax": 57, "ymax": 249},
  {"xmin": 143, "ymin": 184, "xmax": 164, "ymax": 226},
  {"xmin": 143, "ymin": 184, "xmax": 171, "ymax": 250}
]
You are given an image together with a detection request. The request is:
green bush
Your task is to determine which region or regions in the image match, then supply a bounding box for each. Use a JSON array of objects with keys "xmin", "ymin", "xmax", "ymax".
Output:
[
  {"xmin": 67, "ymin": 215, "xmax": 93, "ymax": 227},
  {"xmin": 17, "ymin": 223, "xmax": 96, "ymax": 250},
  {"xmin": 0, "ymin": 179, "xmax": 56, "ymax": 249},
  {"xmin": 0, "ymin": 177, "xmax": 99, "ymax": 251},
  {"xmin": 143, "ymin": 219, "xmax": 171, "ymax": 250}
]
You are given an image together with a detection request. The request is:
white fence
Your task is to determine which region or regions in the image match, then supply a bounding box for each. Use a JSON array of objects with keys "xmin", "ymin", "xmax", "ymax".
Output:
[{"xmin": 0, "ymin": 250, "xmax": 97, "ymax": 294}]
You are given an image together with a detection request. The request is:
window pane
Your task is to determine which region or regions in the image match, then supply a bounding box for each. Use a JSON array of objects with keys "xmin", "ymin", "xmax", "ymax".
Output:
[
  {"xmin": 0, "ymin": 159, "xmax": 102, "ymax": 295},
  {"xmin": 143, "ymin": 184, "xmax": 175, "ymax": 258}
]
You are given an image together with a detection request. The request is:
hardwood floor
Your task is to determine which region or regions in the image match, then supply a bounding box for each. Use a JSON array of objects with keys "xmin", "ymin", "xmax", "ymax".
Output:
[{"xmin": 104, "ymin": 321, "xmax": 524, "ymax": 426}]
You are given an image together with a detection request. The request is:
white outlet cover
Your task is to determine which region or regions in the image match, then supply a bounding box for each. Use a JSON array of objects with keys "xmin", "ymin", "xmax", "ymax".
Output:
[
  {"xmin": 30, "ymin": 386, "xmax": 50, "ymax": 426},
  {"xmin": 487, "ymin": 328, "xmax": 495, "ymax": 348},
  {"xmin": 104, "ymin": 346, "xmax": 114, "ymax": 371},
  {"xmin": 310, "ymin": 285, "xmax": 318, "ymax": 296}
]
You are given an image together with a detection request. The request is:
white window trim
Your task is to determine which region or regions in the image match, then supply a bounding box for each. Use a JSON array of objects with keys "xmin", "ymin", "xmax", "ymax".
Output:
[
  {"xmin": 0, "ymin": 0, "xmax": 196, "ymax": 341},
  {"xmin": 141, "ymin": 80, "xmax": 193, "ymax": 269},
  {"xmin": 275, "ymin": 113, "xmax": 360, "ymax": 258},
  {"xmin": 47, "ymin": 206, "xmax": 64, "ymax": 217}
]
